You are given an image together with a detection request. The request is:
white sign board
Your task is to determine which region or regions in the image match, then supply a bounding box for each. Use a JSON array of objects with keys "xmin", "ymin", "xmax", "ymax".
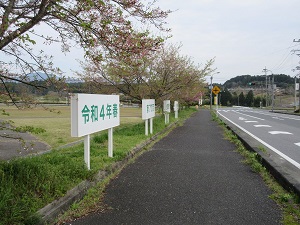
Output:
[
  {"xmin": 174, "ymin": 101, "xmax": 179, "ymax": 112},
  {"xmin": 174, "ymin": 101, "xmax": 179, "ymax": 119},
  {"xmin": 163, "ymin": 100, "xmax": 171, "ymax": 113},
  {"xmin": 71, "ymin": 93, "xmax": 120, "ymax": 137},
  {"xmin": 142, "ymin": 99, "xmax": 155, "ymax": 120},
  {"xmin": 297, "ymin": 83, "xmax": 299, "ymax": 91}
]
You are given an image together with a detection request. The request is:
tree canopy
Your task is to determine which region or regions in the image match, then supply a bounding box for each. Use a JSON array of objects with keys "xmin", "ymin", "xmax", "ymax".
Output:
[
  {"xmin": 79, "ymin": 43, "xmax": 215, "ymax": 105},
  {"xmin": 0, "ymin": 0, "xmax": 170, "ymax": 105},
  {"xmin": 223, "ymin": 74, "xmax": 295, "ymax": 89}
]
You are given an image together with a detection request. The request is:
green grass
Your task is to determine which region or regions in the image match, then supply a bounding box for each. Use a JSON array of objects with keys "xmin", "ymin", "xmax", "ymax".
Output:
[
  {"xmin": 0, "ymin": 107, "xmax": 197, "ymax": 225},
  {"xmin": 0, "ymin": 153, "xmax": 91, "ymax": 225},
  {"xmin": 55, "ymin": 172, "xmax": 116, "ymax": 224},
  {"xmin": 212, "ymin": 111, "xmax": 300, "ymax": 225}
]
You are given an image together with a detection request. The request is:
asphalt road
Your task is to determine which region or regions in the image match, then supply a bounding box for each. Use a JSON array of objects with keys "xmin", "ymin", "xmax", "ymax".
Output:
[
  {"xmin": 66, "ymin": 109, "xmax": 281, "ymax": 225},
  {"xmin": 218, "ymin": 107, "xmax": 300, "ymax": 169}
]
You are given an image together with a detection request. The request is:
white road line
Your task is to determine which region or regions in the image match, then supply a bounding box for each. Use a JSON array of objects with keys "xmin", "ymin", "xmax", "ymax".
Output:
[
  {"xmin": 295, "ymin": 143, "xmax": 300, "ymax": 147},
  {"xmin": 272, "ymin": 117, "xmax": 284, "ymax": 120},
  {"xmin": 234, "ymin": 111, "xmax": 265, "ymax": 120},
  {"xmin": 253, "ymin": 111, "xmax": 300, "ymax": 121},
  {"xmin": 217, "ymin": 111, "xmax": 300, "ymax": 170},
  {"xmin": 239, "ymin": 117, "xmax": 247, "ymax": 120},
  {"xmin": 268, "ymin": 131, "xmax": 293, "ymax": 135},
  {"xmin": 254, "ymin": 125, "xmax": 272, "ymax": 127},
  {"xmin": 244, "ymin": 121, "xmax": 258, "ymax": 123},
  {"xmin": 280, "ymin": 116, "xmax": 300, "ymax": 121}
]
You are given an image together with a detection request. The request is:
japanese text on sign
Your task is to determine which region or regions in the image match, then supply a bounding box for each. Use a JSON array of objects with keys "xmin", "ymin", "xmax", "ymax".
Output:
[
  {"xmin": 163, "ymin": 100, "xmax": 171, "ymax": 113},
  {"xmin": 71, "ymin": 94, "xmax": 120, "ymax": 137},
  {"xmin": 142, "ymin": 99, "xmax": 155, "ymax": 120},
  {"xmin": 147, "ymin": 104, "xmax": 155, "ymax": 113},
  {"xmin": 82, "ymin": 103, "xmax": 118, "ymax": 124}
]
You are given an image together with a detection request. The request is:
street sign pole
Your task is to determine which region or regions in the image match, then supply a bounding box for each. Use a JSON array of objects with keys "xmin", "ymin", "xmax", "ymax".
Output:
[
  {"xmin": 212, "ymin": 86, "xmax": 220, "ymax": 106},
  {"xmin": 217, "ymin": 94, "xmax": 219, "ymax": 110},
  {"xmin": 212, "ymin": 86, "xmax": 220, "ymax": 115}
]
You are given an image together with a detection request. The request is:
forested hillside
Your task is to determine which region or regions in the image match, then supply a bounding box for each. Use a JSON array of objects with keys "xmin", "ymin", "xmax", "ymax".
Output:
[{"xmin": 223, "ymin": 74, "xmax": 294, "ymax": 89}]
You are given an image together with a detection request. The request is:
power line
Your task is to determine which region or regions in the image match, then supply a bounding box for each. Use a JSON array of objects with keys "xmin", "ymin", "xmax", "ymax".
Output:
[
  {"xmin": 271, "ymin": 50, "xmax": 292, "ymax": 72},
  {"xmin": 269, "ymin": 42, "xmax": 300, "ymax": 73}
]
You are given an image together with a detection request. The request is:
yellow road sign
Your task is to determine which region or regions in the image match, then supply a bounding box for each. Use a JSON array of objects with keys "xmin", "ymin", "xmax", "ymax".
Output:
[{"xmin": 212, "ymin": 86, "xmax": 220, "ymax": 95}]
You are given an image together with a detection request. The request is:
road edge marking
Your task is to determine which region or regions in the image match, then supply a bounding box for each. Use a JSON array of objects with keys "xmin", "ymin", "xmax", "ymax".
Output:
[{"xmin": 217, "ymin": 111, "xmax": 300, "ymax": 170}]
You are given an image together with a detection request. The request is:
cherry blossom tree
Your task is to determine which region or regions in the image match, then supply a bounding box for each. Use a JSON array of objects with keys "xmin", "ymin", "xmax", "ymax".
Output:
[
  {"xmin": 80, "ymin": 43, "xmax": 215, "ymax": 105},
  {"xmin": 145, "ymin": 44, "xmax": 215, "ymax": 105},
  {"xmin": 0, "ymin": 0, "xmax": 170, "ymax": 105}
]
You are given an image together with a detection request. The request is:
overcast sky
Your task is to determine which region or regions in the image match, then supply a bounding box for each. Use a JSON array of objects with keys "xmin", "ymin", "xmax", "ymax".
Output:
[
  {"xmin": 156, "ymin": 0, "xmax": 300, "ymax": 84},
  {"xmin": 32, "ymin": 0, "xmax": 300, "ymax": 84}
]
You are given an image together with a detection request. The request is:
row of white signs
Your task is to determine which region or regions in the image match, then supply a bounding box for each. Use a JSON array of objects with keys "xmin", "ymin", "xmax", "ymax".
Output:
[
  {"xmin": 141, "ymin": 99, "xmax": 179, "ymax": 120},
  {"xmin": 71, "ymin": 94, "xmax": 179, "ymax": 137},
  {"xmin": 71, "ymin": 94, "xmax": 179, "ymax": 169}
]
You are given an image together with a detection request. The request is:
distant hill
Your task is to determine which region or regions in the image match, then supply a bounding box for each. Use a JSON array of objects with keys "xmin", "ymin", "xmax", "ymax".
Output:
[
  {"xmin": 24, "ymin": 72, "xmax": 83, "ymax": 83},
  {"xmin": 223, "ymin": 74, "xmax": 294, "ymax": 89},
  {"xmin": 25, "ymin": 72, "xmax": 50, "ymax": 81}
]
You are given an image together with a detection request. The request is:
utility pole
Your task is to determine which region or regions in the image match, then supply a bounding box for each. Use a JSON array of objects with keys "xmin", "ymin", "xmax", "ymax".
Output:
[
  {"xmin": 294, "ymin": 74, "xmax": 297, "ymax": 111},
  {"xmin": 268, "ymin": 76, "xmax": 271, "ymax": 107},
  {"xmin": 293, "ymin": 70, "xmax": 300, "ymax": 111},
  {"xmin": 262, "ymin": 67, "xmax": 268, "ymax": 107},
  {"xmin": 262, "ymin": 67, "xmax": 275, "ymax": 109},
  {"xmin": 271, "ymin": 74, "xmax": 274, "ymax": 112},
  {"xmin": 298, "ymin": 75, "xmax": 300, "ymax": 113},
  {"xmin": 210, "ymin": 75, "xmax": 213, "ymax": 110},
  {"xmin": 292, "ymin": 38, "xmax": 300, "ymax": 112},
  {"xmin": 297, "ymin": 74, "xmax": 300, "ymax": 113},
  {"xmin": 299, "ymin": 75, "xmax": 300, "ymax": 113}
]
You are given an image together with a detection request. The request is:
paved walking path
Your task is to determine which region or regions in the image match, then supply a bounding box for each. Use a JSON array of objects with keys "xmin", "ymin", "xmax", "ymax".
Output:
[
  {"xmin": 67, "ymin": 109, "xmax": 281, "ymax": 225},
  {"xmin": 0, "ymin": 121, "xmax": 50, "ymax": 160}
]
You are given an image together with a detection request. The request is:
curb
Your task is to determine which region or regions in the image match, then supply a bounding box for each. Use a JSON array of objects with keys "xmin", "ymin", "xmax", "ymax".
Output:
[
  {"xmin": 219, "ymin": 116, "xmax": 300, "ymax": 197},
  {"xmin": 272, "ymin": 110, "xmax": 300, "ymax": 116},
  {"xmin": 37, "ymin": 121, "xmax": 179, "ymax": 224}
]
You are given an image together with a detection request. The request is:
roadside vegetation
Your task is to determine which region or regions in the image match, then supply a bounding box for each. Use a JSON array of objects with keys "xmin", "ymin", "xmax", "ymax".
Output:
[
  {"xmin": 0, "ymin": 106, "xmax": 197, "ymax": 225},
  {"xmin": 212, "ymin": 112, "xmax": 300, "ymax": 225}
]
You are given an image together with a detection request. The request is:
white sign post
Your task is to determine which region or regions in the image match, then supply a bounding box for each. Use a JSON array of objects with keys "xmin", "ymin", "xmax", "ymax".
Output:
[
  {"xmin": 71, "ymin": 93, "xmax": 120, "ymax": 169},
  {"xmin": 174, "ymin": 101, "xmax": 179, "ymax": 119},
  {"xmin": 142, "ymin": 99, "xmax": 155, "ymax": 135},
  {"xmin": 199, "ymin": 92, "xmax": 203, "ymax": 106},
  {"xmin": 84, "ymin": 134, "xmax": 90, "ymax": 169},
  {"xmin": 163, "ymin": 100, "xmax": 171, "ymax": 124}
]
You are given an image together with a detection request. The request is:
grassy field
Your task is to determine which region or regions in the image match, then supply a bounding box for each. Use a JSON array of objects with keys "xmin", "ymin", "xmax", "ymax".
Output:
[{"xmin": 0, "ymin": 105, "xmax": 143, "ymax": 148}]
